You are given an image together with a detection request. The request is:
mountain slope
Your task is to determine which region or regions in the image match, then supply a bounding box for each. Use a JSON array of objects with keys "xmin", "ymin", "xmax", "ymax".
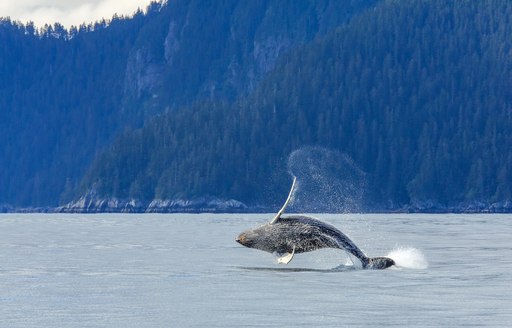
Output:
[
  {"xmin": 0, "ymin": 13, "xmax": 150, "ymax": 206},
  {"xmin": 79, "ymin": 0, "xmax": 512, "ymax": 212},
  {"xmin": 0, "ymin": 0, "xmax": 377, "ymax": 207}
]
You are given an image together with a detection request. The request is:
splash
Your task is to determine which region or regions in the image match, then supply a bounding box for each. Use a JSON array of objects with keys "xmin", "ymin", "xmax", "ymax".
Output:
[
  {"xmin": 286, "ymin": 146, "xmax": 367, "ymax": 212},
  {"xmin": 387, "ymin": 247, "xmax": 428, "ymax": 269}
]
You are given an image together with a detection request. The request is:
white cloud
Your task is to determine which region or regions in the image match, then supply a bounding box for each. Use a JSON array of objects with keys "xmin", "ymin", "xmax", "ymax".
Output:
[{"xmin": 0, "ymin": 0, "xmax": 156, "ymax": 28}]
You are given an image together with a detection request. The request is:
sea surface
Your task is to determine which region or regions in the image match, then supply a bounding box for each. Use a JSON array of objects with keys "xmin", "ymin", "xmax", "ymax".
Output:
[{"xmin": 0, "ymin": 213, "xmax": 510, "ymax": 327}]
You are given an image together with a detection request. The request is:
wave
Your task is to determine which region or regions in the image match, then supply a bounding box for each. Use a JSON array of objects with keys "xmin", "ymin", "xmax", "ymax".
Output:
[{"xmin": 387, "ymin": 247, "xmax": 428, "ymax": 269}]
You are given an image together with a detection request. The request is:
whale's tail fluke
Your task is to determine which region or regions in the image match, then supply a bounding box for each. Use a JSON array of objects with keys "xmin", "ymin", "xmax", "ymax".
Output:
[{"xmin": 363, "ymin": 257, "xmax": 395, "ymax": 270}]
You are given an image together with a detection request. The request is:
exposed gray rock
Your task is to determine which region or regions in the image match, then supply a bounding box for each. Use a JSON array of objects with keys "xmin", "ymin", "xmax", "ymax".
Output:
[
  {"xmin": 57, "ymin": 190, "xmax": 145, "ymax": 213},
  {"xmin": 146, "ymin": 198, "xmax": 247, "ymax": 213},
  {"xmin": 57, "ymin": 191, "xmax": 247, "ymax": 213},
  {"xmin": 164, "ymin": 21, "xmax": 181, "ymax": 65},
  {"xmin": 124, "ymin": 47, "xmax": 164, "ymax": 99},
  {"xmin": 253, "ymin": 36, "xmax": 291, "ymax": 74}
]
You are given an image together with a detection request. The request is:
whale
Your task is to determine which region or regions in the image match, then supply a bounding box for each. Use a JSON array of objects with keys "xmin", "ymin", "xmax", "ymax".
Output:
[{"xmin": 236, "ymin": 177, "xmax": 395, "ymax": 269}]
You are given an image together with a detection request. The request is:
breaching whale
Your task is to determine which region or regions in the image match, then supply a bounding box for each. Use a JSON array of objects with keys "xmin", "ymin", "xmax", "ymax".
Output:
[{"xmin": 236, "ymin": 177, "xmax": 395, "ymax": 269}]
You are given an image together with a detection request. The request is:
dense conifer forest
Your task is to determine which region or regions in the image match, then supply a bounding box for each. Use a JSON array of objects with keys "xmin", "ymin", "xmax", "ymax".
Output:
[
  {"xmin": 1, "ymin": 0, "xmax": 512, "ymax": 212},
  {"xmin": 0, "ymin": 0, "xmax": 376, "ymax": 209}
]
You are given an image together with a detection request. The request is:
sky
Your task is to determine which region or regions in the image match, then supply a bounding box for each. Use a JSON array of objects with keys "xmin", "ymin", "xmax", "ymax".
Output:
[{"xmin": 0, "ymin": 0, "xmax": 156, "ymax": 28}]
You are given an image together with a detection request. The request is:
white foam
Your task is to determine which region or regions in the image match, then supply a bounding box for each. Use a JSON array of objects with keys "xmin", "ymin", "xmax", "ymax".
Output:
[{"xmin": 387, "ymin": 247, "xmax": 428, "ymax": 269}]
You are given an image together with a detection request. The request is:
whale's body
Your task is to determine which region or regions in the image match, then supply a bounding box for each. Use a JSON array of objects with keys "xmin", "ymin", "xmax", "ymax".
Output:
[
  {"xmin": 236, "ymin": 214, "xmax": 394, "ymax": 269},
  {"xmin": 236, "ymin": 177, "xmax": 395, "ymax": 269}
]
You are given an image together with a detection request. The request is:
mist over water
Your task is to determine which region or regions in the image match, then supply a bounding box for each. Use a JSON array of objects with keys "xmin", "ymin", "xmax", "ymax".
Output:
[{"xmin": 286, "ymin": 147, "xmax": 367, "ymax": 212}]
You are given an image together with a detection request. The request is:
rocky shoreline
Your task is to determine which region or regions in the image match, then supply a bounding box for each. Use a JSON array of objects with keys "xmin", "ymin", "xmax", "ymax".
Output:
[
  {"xmin": 52, "ymin": 192, "xmax": 250, "ymax": 213},
  {"xmin": 2, "ymin": 190, "xmax": 512, "ymax": 214},
  {"xmin": 2, "ymin": 199, "xmax": 512, "ymax": 214}
]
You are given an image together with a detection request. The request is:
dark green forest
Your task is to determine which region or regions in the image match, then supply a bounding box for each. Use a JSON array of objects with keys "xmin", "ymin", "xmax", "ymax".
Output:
[
  {"xmin": 0, "ymin": 0, "xmax": 376, "ymax": 209},
  {"xmin": 0, "ymin": 5, "xmax": 157, "ymax": 206},
  {"xmin": 2, "ymin": 0, "xmax": 512, "ymax": 212}
]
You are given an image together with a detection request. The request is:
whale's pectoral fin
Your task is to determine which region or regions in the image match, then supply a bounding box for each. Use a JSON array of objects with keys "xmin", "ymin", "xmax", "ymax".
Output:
[
  {"xmin": 277, "ymin": 247, "xmax": 295, "ymax": 264},
  {"xmin": 270, "ymin": 176, "xmax": 297, "ymax": 224}
]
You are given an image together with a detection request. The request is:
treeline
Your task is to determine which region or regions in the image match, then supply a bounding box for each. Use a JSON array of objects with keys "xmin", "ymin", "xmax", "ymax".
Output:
[{"xmin": 81, "ymin": 0, "xmax": 512, "ymax": 211}]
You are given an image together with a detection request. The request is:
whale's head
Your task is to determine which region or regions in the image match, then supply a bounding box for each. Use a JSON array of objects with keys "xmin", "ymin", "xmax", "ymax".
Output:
[
  {"xmin": 236, "ymin": 224, "xmax": 277, "ymax": 253},
  {"xmin": 236, "ymin": 228, "xmax": 261, "ymax": 248},
  {"xmin": 367, "ymin": 257, "xmax": 395, "ymax": 269}
]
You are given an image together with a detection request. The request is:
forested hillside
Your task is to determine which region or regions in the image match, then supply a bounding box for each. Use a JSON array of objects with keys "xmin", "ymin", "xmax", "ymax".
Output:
[
  {"xmin": 0, "ymin": 0, "xmax": 376, "ymax": 208},
  {"xmin": 0, "ymin": 10, "xmax": 152, "ymax": 206},
  {"xmin": 79, "ymin": 0, "xmax": 512, "ymax": 212}
]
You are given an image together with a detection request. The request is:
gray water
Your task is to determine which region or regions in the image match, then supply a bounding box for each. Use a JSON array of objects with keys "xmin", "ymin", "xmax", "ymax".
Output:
[{"xmin": 0, "ymin": 213, "xmax": 511, "ymax": 327}]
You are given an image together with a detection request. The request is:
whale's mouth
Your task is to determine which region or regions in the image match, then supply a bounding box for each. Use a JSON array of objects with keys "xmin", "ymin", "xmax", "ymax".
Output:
[
  {"xmin": 236, "ymin": 234, "xmax": 246, "ymax": 246},
  {"xmin": 236, "ymin": 233, "xmax": 256, "ymax": 248}
]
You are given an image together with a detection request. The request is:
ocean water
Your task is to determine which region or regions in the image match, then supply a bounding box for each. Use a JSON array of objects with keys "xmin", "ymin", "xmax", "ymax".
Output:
[{"xmin": 0, "ymin": 213, "xmax": 510, "ymax": 327}]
